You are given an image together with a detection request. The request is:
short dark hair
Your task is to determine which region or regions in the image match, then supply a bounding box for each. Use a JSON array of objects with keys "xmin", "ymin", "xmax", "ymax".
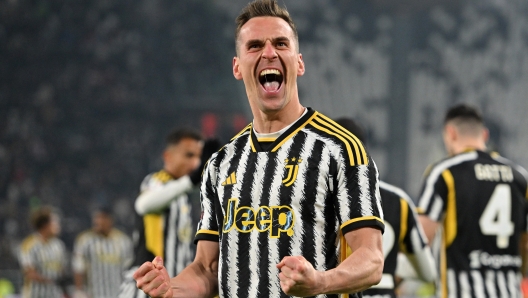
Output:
[
  {"xmin": 93, "ymin": 205, "xmax": 113, "ymax": 217},
  {"xmin": 30, "ymin": 206, "xmax": 54, "ymax": 231},
  {"xmin": 334, "ymin": 117, "xmax": 367, "ymax": 145},
  {"xmin": 444, "ymin": 103, "xmax": 484, "ymax": 125},
  {"xmin": 166, "ymin": 128, "xmax": 203, "ymax": 146},
  {"xmin": 235, "ymin": 0, "xmax": 299, "ymax": 53}
]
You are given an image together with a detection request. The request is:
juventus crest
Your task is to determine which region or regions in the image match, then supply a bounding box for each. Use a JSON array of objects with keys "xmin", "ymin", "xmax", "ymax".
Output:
[{"xmin": 282, "ymin": 157, "xmax": 302, "ymax": 186}]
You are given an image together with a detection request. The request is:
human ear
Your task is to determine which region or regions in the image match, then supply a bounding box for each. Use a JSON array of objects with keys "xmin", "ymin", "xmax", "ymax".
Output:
[
  {"xmin": 297, "ymin": 53, "xmax": 305, "ymax": 76},
  {"xmin": 233, "ymin": 57, "xmax": 243, "ymax": 80}
]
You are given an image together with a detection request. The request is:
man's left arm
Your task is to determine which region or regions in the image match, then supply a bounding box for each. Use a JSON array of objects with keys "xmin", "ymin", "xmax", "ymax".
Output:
[{"xmin": 277, "ymin": 227, "xmax": 383, "ymax": 296}]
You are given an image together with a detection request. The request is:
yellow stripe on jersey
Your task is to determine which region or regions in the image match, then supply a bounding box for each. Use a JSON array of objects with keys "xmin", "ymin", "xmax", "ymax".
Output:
[
  {"xmin": 316, "ymin": 114, "xmax": 369, "ymax": 165},
  {"xmin": 196, "ymin": 229, "xmax": 220, "ymax": 236},
  {"xmin": 309, "ymin": 121, "xmax": 357, "ymax": 166},
  {"xmin": 271, "ymin": 111, "xmax": 319, "ymax": 152},
  {"xmin": 442, "ymin": 169, "xmax": 457, "ymax": 247},
  {"xmin": 144, "ymin": 214, "xmax": 164, "ymax": 258},
  {"xmin": 231, "ymin": 123, "xmax": 252, "ymax": 141},
  {"xmin": 340, "ymin": 216, "xmax": 384, "ymax": 231},
  {"xmin": 153, "ymin": 171, "xmax": 172, "ymax": 183},
  {"xmin": 399, "ymin": 198, "xmax": 409, "ymax": 253},
  {"xmin": 21, "ymin": 235, "xmax": 38, "ymax": 253},
  {"xmin": 257, "ymin": 137, "xmax": 277, "ymax": 142}
]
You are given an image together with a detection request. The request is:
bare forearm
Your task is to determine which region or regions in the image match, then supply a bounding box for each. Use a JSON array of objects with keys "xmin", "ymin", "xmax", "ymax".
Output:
[
  {"xmin": 25, "ymin": 268, "xmax": 52, "ymax": 283},
  {"xmin": 74, "ymin": 273, "xmax": 84, "ymax": 290},
  {"xmin": 169, "ymin": 260, "xmax": 218, "ymax": 298},
  {"xmin": 320, "ymin": 246, "xmax": 383, "ymax": 294}
]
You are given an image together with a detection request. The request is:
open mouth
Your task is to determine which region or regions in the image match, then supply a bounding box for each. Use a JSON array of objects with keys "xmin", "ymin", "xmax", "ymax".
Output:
[{"xmin": 259, "ymin": 69, "xmax": 283, "ymax": 92}]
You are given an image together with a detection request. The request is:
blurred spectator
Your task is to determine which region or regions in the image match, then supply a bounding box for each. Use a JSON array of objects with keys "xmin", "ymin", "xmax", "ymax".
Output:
[
  {"xmin": 18, "ymin": 206, "xmax": 68, "ymax": 298},
  {"xmin": 72, "ymin": 206, "xmax": 132, "ymax": 298}
]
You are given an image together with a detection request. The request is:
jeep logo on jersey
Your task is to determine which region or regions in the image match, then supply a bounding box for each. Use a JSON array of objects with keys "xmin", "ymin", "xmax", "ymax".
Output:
[
  {"xmin": 222, "ymin": 198, "xmax": 295, "ymax": 238},
  {"xmin": 282, "ymin": 157, "xmax": 302, "ymax": 187}
]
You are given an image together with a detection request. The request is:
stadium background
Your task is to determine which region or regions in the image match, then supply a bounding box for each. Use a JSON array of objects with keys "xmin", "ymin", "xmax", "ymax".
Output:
[{"xmin": 1, "ymin": 0, "xmax": 527, "ymax": 294}]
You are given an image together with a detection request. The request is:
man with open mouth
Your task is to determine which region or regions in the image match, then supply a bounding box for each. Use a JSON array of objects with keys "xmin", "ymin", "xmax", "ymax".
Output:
[{"xmin": 133, "ymin": 1, "xmax": 385, "ymax": 297}]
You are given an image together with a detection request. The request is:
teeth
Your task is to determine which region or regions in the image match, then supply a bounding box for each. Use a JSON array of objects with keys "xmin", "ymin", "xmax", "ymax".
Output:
[{"xmin": 260, "ymin": 69, "xmax": 281, "ymax": 76}]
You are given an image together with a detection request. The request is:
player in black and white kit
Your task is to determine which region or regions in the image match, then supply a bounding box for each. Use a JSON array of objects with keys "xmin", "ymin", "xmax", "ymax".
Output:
[
  {"xmin": 335, "ymin": 117, "xmax": 437, "ymax": 298},
  {"xmin": 118, "ymin": 128, "xmax": 219, "ymax": 298},
  {"xmin": 133, "ymin": 1, "xmax": 385, "ymax": 297},
  {"xmin": 417, "ymin": 104, "xmax": 528, "ymax": 298}
]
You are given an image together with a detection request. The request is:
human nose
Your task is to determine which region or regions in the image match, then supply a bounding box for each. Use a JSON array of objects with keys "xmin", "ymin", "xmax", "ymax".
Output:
[{"xmin": 262, "ymin": 41, "xmax": 277, "ymax": 61}]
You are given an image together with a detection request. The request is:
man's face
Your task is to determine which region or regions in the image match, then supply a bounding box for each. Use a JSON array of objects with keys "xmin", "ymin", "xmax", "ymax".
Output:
[
  {"xmin": 233, "ymin": 17, "xmax": 305, "ymax": 113},
  {"xmin": 163, "ymin": 138, "xmax": 203, "ymax": 178},
  {"xmin": 49, "ymin": 214, "xmax": 61, "ymax": 236},
  {"xmin": 92, "ymin": 211, "xmax": 113, "ymax": 235}
]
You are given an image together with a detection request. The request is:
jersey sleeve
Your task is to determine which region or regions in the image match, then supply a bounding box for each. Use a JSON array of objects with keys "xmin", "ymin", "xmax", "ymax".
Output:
[
  {"xmin": 399, "ymin": 197, "xmax": 437, "ymax": 282},
  {"xmin": 194, "ymin": 159, "xmax": 220, "ymax": 243},
  {"xmin": 416, "ymin": 164, "xmax": 449, "ymax": 222},
  {"xmin": 337, "ymin": 155, "xmax": 385, "ymax": 235},
  {"xmin": 72, "ymin": 233, "xmax": 88, "ymax": 273},
  {"xmin": 19, "ymin": 237, "xmax": 36, "ymax": 269}
]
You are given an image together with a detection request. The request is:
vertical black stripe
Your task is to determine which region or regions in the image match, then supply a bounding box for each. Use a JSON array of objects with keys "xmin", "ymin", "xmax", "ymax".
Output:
[
  {"xmin": 257, "ymin": 149, "xmax": 279, "ymax": 297},
  {"xmin": 299, "ymin": 134, "xmax": 323, "ymax": 268},
  {"xmin": 234, "ymin": 147, "xmax": 259, "ymax": 298}
]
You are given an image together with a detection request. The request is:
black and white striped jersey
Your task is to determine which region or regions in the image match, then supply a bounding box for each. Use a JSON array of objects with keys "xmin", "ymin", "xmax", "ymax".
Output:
[
  {"xmin": 417, "ymin": 150, "xmax": 528, "ymax": 298},
  {"xmin": 363, "ymin": 181, "xmax": 435, "ymax": 298},
  {"xmin": 195, "ymin": 108, "xmax": 384, "ymax": 298},
  {"xmin": 131, "ymin": 170, "xmax": 195, "ymax": 277},
  {"xmin": 19, "ymin": 234, "xmax": 67, "ymax": 298},
  {"xmin": 73, "ymin": 229, "xmax": 133, "ymax": 298}
]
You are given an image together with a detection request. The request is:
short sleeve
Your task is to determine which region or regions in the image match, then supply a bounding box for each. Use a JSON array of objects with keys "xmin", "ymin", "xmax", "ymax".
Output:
[
  {"xmin": 416, "ymin": 165, "xmax": 449, "ymax": 222},
  {"xmin": 19, "ymin": 239, "xmax": 35, "ymax": 269},
  {"xmin": 72, "ymin": 234, "xmax": 88, "ymax": 273},
  {"xmin": 337, "ymin": 155, "xmax": 385, "ymax": 235},
  {"xmin": 194, "ymin": 159, "xmax": 220, "ymax": 243},
  {"xmin": 400, "ymin": 197, "xmax": 429, "ymax": 254}
]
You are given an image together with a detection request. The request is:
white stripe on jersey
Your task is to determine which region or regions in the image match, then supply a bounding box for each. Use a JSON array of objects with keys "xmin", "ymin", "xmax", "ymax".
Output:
[
  {"xmin": 314, "ymin": 142, "xmax": 332, "ymax": 271},
  {"xmin": 166, "ymin": 200, "xmax": 178, "ymax": 276},
  {"xmin": 485, "ymin": 270, "xmax": 498, "ymax": 298},
  {"xmin": 418, "ymin": 152, "xmax": 478, "ymax": 210},
  {"xmin": 358, "ymin": 164, "xmax": 373, "ymax": 216},
  {"xmin": 289, "ymin": 136, "xmax": 315, "ymax": 258},
  {"xmin": 470, "ymin": 270, "xmax": 486, "ymax": 298},
  {"xmin": 224, "ymin": 141, "xmax": 251, "ymax": 298},
  {"xmin": 497, "ymin": 271, "xmax": 508, "ymax": 297},
  {"xmin": 429, "ymin": 194, "xmax": 444, "ymax": 221},
  {"xmin": 378, "ymin": 180, "xmax": 411, "ymax": 201},
  {"xmin": 247, "ymin": 153, "xmax": 268, "ymax": 297},
  {"xmin": 372, "ymin": 161, "xmax": 384, "ymax": 221},
  {"xmin": 492, "ymin": 155, "xmax": 528, "ymax": 182},
  {"xmin": 458, "ymin": 271, "xmax": 471, "ymax": 298},
  {"xmin": 447, "ymin": 269, "xmax": 457, "ymax": 298},
  {"xmin": 507, "ymin": 270, "xmax": 521, "ymax": 297},
  {"xmin": 267, "ymin": 139, "xmax": 295, "ymax": 297}
]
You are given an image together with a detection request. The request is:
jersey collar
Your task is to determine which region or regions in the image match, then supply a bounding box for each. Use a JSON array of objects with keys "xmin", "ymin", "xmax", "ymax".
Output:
[{"xmin": 249, "ymin": 108, "xmax": 318, "ymax": 152}]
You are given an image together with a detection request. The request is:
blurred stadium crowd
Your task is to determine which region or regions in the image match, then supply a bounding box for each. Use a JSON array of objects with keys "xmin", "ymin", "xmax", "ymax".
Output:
[{"xmin": 1, "ymin": 0, "xmax": 528, "ymax": 295}]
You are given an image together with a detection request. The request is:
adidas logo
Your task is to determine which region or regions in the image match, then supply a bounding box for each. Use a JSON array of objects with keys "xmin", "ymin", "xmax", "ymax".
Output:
[{"xmin": 221, "ymin": 172, "xmax": 237, "ymax": 186}]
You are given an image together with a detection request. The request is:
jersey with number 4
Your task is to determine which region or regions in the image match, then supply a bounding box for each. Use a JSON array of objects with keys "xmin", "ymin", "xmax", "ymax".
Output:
[{"xmin": 417, "ymin": 150, "xmax": 528, "ymax": 298}]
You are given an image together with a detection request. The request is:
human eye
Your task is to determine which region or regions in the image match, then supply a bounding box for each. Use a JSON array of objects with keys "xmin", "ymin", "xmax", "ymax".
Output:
[
  {"xmin": 247, "ymin": 41, "xmax": 262, "ymax": 50},
  {"xmin": 275, "ymin": 39, "xmax": 289, "ymax": 48}
]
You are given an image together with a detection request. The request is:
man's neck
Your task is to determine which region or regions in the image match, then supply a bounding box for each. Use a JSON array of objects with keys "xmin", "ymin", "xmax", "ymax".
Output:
[
  {"xmin": 96, "ymin": 229, "xmax": 111, "ymax": 237},
  {"xmin": 451, "ymin": 140, "xmax": 487, "ymax": 155},
  {"xmin": 37, "ymin": 230, "xmax": 52, "ymax": 242},
  {"xmin": 252, "ymin": 104, "xmax": 305, "ymax": 134}
]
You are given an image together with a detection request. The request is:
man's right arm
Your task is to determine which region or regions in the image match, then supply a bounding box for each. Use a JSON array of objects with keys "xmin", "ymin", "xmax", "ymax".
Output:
[
  {"xmin": 134, "ymin": 176, "xmax": 194, "ymax": 215},
  {"xmin": 134, "ymin": 240, "xmax": 219, "ymax": 298}
]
